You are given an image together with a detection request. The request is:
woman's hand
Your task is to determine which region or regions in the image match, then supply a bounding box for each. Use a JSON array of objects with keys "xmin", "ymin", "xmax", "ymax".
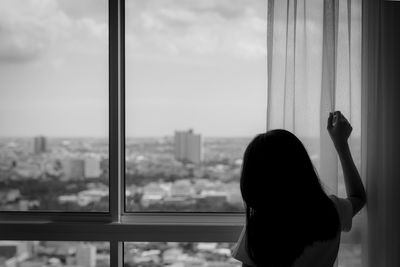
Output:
[{"xmin": 327, "ymin": 111, "xmax": 352, "ymax": 149}]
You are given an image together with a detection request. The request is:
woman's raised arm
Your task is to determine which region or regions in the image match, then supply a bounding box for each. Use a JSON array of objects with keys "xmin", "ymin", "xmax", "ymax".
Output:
[{"xmin": 327, "ymin": 111, "xmax": 366, "ymax": 216}]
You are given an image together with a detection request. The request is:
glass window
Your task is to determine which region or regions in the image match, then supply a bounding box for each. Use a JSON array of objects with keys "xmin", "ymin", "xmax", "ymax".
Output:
[
  {"xmin": 0, "ymin": 241, "xmax": 109, "ymax": 267},
  {"xmin": 124, "ymin": 242, "xmax": 240, "ymax": 266},
  {"xmin": 125, "ymin": 0, "xmax": 267, "ymax": 212},
  {"xmin": 0, "ymin": 1, "xmax": 366, "ymax": 266},
  {"xmin": 0, "ymin": 0, "xmax": 109, "ymax": 212}
]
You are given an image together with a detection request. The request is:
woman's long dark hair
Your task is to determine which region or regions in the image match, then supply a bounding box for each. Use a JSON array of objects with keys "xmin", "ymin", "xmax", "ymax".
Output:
[{"xmin": 240, "ymin": 130, "xmax": 339, "ymax": 267}]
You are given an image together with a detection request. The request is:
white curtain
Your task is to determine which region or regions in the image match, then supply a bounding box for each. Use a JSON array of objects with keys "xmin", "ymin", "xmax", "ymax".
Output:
[
  {"xmin": 266, "ymin": 0, "xmax": 361, "ymax": 196},
  {"xmin": 266, "ymin": 0, "xmax": 363, "ymax": 266}
]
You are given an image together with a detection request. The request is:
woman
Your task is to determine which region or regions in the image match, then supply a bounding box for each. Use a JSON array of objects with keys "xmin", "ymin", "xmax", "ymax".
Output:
[{"xmin": 232, "ymin": 111, "xmax": 366, "ymax": 267}]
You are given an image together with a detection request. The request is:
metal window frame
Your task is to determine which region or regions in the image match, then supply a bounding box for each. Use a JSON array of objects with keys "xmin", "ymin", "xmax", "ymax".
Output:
[
  {"xmin": 0, "ymin": 0, "xmax": 117, "ymax": 223},
  {"xmin": 0, "ymin": 0, "xmax": 245, "ymax": 265}
]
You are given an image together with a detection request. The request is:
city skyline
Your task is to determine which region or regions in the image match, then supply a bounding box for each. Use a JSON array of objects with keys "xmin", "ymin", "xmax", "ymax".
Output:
[{"xmin": 0, "ymin": 131, "xmax": 362, "ymax": 139}]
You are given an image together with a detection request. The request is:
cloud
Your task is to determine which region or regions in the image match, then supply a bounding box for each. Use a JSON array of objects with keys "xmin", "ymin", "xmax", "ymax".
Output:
[
  {"xmin": 57, "ymin": 0, "xmax": 108, "ymax": 22},
  {"xmin": 0, "ymin": 0, "xmax": 265, "ymax": 63},
  {"xmin": 182, "ymin": 0, "xmax": 265, "ymax": 20},
  {"xmin": 125, "ymin": 0, "xmax": 267, "ymax": 60},
  {"xmin": 0, "ymin": 1, "xmax": 52, "ymax": 61},
  {"xmin": 0, "ymin": 24, "xmax": 49, "ymax": 62},
  {"xmin": 0, "ymin": 0, "xmax": 107, "ymax": 63}
]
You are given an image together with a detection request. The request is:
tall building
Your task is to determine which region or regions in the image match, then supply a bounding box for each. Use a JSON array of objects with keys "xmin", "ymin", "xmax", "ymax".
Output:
[
  {"xmin": 84, "ymin": 158, "xmax": 101, "ymax": 178},
  {"xmin": 61, "ymin": 159, "xmax": 85, "ymax": 181},
  {"xmin": 33, "ymin": 136, "xmax": 46, "ymax": 154},
  {"xmin": 76, "ymin": 243, "xmax": 96, "ymax": 267},
  {"xmin": 174, "ymin": 129, "xmax": 203, "ymax": 164},
  {"xmin": 0, "ymin": 241, "xmax": 30, "ymax": 266}
]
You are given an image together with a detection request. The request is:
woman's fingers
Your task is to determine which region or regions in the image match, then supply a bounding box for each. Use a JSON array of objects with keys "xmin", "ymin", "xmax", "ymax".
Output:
[
  {"xmin": 335, "ymin": 111, "xmax": 343, "ymax": 122},
  {"xmin": 327, "ymin": 112, "xmax": 334, "ymax": 130},
  {"xmin": 333, "ymin": 110, "xmax": 351, "ymax": 125},
  {"xmin": 329, "ymin": 111, "xmax": 353, "ymax": 132}
]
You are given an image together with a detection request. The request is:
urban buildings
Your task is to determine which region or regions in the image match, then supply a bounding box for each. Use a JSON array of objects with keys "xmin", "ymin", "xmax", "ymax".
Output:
[
  {"xmin": 61, "ymin": 159, "xmax": 85, "ymax": 181},
  {"xmin": 33, "ymin": 136, "xmax": 46, "ymax": 154},
  {"xmin": 84, "ymin": 158, "xmax": 102, "ymax": 178},
  {"xmin": 60, "ymin": 157, "xmax": 101, "ymax": 181},
  {"xmin": 0, "ymin": 241, "xmax": 31, "ymax": 266},
  {"xmin": 174, "ymin": 129, "xmax": 203, "ymax": 164},
  {"xmin": 76, "ymin": 243, "xmax": 97, "ymax": 267}
]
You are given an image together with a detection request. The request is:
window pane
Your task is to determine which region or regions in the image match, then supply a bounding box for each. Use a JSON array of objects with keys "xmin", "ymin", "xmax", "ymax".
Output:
[
  {"xmin": 338, "ymin": 139, "xmax": 362, "ymax": 266},
  {"xmin": 0, "ymin": 0, "xmax": 109, "ymax": 211},
  {"xmin": 339, "ymin": 221, "xmax": 363, "ymax": 267},
  {"xmin": 125, "ymin": 0, "xmax": 267, "ymax": 212},
  {"xmin": 0, "ymin": 241, "xmax": 109, "ymax": 267},
  {"xmin": 124, "ymin": 242, "xmax": 240, "ymax": 267}
]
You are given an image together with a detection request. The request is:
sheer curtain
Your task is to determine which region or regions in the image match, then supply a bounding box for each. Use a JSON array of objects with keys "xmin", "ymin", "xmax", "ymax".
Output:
[
  {"xmin": 266, "ymin": 0, "xmax": 363, "ymax": 266},
  {"xmin": 266, "ymin": 0, "xmax": 361, "ymax": 195}
]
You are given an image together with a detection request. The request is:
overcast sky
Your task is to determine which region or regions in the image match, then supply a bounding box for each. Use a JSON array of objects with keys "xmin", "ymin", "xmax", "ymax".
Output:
[
  {"xmin": 0, "ymin": 0, "xmax": 267, "ymax": 138},
  {"xmin": 0, "ymin": 0, "xmax": 360, "ymax": 138},
  {"xmin": 0, "ymin": 0, "xmax": 109, "ymax": 137}
]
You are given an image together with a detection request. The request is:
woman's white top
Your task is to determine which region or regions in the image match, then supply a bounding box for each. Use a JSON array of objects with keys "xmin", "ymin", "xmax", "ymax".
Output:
[{"xmin": 231, "ymin": 195, "xmax": 353, "ymax": 267}]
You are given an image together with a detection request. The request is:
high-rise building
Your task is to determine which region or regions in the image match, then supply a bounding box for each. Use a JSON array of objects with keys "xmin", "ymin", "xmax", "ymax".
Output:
[
  {"xmin": 0, "ymin": 241, "xmax": 30, "ymax": 265},
  {"xmin": 174, "ymin": 129, "xmax": 203, "ymax": 164},
  {"xmin": 84, "ymin": 158, "xmax": 101, "ymax": 178},
  {"xmin": 76, "ymin": 243, "xmax": 96, "ymax": 267},
  {"xmin": 33, "ymin": 136, "xmax": 46, "ymax": 154},
  {"xmin": 61, "ymin": 159, "xmax": 85, "ymax": 181}
]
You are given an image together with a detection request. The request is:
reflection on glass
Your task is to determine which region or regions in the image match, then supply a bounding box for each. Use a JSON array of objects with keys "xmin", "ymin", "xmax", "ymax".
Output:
[
  {"xmin": 0, "ymin": 0, "xmax": 109, "ymax": 211},
  {"xmin": 0, "ymin": 241, "xmax": 109, "ymax": 267},
  {"xmin": 124, "ymin": 242, "xmax": 240, "ymax": 267},
  {"xmin": 125, "ymin": 0, "xmax": 267, "ymax": 212}
]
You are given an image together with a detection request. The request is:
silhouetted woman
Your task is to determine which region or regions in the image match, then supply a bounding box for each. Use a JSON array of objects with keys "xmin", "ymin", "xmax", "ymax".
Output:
[{"xmin": 232, "ymin": 111, "xmax": 366, "ymax": 267}]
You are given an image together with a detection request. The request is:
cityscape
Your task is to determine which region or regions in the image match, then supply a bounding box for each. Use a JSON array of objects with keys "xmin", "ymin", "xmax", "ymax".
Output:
[
  {"xmin": 0, "ymin": 241, "xmax": 109, "ymax": 267},
  {"xmin": 0, "ymin": 130, "xmax": 249, "ymax": 213},
  {"xmin": 0, "ymin": 136, "xmax": 109, "ymax": 212},
  {"xmin": 0, "ymin": 241, "xmax": 244, "ymax": 267},
  {"xmin": 125, "ymin": 129, "xmax": 246, "ymax": 212},
  {"xmin": 0, "ymin": 130, "xmax": 361, "ymax": 266}
]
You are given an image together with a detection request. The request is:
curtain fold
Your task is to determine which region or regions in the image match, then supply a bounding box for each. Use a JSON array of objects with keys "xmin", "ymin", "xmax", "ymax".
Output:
[
  {"xmin": 320, "ymin": 0, "xmax": 339, "ymax": 194},
  {"xmin": 266, "ymin": 0, "xmax": 362, "ymax": 265},
  {"xmin": 266, "ymin": 0, "xmax": 361, "ymax": 194}
]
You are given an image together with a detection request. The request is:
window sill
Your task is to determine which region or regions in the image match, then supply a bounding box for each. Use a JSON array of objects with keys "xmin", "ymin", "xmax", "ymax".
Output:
[{"xmin": 0, "ymin": 213, "xmax": 244, "ymax": 242}]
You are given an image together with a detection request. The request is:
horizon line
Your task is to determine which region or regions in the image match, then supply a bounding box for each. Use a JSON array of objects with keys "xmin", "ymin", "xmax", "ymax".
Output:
[{"xmin": 0, "ymin": 134, "xmax": 360, "ymax": 139}]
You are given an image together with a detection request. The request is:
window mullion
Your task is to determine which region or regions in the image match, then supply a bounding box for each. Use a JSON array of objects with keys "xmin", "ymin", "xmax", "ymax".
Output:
[
  {"xmin": 111, "ymin": 241, "xmax": 123, "ymax": 267},
  {"xmin": 109, "ymin": 0, "xmax": 122, "ymax": 223},
  {"xmin": 119, "ymin": 0, "xmax": 126, "ymax": 220}
]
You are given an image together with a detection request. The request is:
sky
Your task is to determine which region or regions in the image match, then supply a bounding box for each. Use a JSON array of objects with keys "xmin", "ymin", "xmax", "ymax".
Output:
[
  {"xmin": 0, "ymin": 0, "xmax": 267, "ymax": 138},
  {"xmin": 0, "ymin": 0, "xmax": 361, "ymax": 138},
  {"xmin": 0, "ymin": 0, "xmax": 109, "ymax": 137},
  {"xmin": 125, "ymin": 0, "xmax": 268, "ymax": 137}
]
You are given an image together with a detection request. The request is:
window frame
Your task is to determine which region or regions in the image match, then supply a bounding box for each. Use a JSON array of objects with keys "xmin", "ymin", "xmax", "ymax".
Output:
[
  {"xmin": 0, "ymin": 1, "xmax": 245, "ymax": 266},
  {"xmin": 0, "ymin": 0, "xmax": 367, "ymax": 266},
  {"xmin": 0, "ymin": 0, "xmax": 118, "ymax": 223}
]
